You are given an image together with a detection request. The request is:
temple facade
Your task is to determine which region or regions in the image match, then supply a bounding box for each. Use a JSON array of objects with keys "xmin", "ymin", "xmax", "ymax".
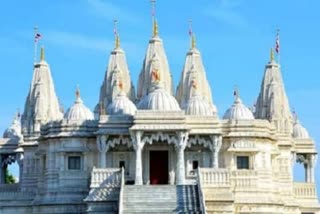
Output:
[{"xmin": 0, "ymin": 19, "xmax": 319, "ymax": 214}]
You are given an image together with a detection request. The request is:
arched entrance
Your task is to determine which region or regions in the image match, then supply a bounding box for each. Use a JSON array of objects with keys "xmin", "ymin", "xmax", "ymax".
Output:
[{"xmin": 149, "ymin": 150, "xmax": 168, "ymax": 184}]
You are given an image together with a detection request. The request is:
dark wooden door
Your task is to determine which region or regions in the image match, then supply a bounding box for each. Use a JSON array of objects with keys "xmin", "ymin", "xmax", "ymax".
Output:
[{"xmin": 149, "ymin": 151, "xmax": 168, "ymax": 184}]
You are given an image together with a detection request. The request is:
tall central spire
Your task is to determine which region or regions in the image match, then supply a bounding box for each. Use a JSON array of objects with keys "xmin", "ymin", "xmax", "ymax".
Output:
[{"xmin": 137, "ymin": 0, "xmax": 174, "ymax": 100}]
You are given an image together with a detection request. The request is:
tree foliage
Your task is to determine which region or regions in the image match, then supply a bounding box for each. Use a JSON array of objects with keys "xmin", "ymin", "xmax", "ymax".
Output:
[{"xmin": 5, "ymin": 168, "xmax": 16, "ymax": 184}]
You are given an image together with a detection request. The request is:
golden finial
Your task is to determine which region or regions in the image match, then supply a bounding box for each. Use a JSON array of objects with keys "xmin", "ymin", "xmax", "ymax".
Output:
[
  {"xmin": 40, "ymin": 46, "xmax": 45, "ymax": 61},
  {"xmin": 270, "ymin": 48, "xmax": 275, "ymax": 62},
  {"xmin": 151, "ymin": 0, "xmax": 158, "ymax": 37},
  {"xmin": 114, "ymin": 19, "xmax": 120, "ymax": 49},
  {"xmin": 153, "ymin": 19, "xmax": 159, "ymax": 37},
  {"xmin": 188, "ymin": 19, "xmax": 196, "ymax": 49},
  {"xmin": 191, "ymin": 34, "xmax": 196, "ymax": 49},
  {"xmin": 115, "ymin": 35, "xmax": 120, "ymax": 49}
]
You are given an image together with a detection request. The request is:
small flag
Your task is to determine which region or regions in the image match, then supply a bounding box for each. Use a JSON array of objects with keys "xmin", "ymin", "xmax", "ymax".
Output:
[
  {"xmin": 34, "ymin": 33, "xmax": 42, "ymax": 43},
  {"xmin": 188, "ymin": 26, "xmax": 192, "ymax": 36},
  {"xmin": 275, "ymin": 30, "xmax": 280, "ymax": 54},
  {"xmin": 188, "ymin": 20, "xmax": 192, "ymax": 36},
  {"xmin": 151, "ymin": 0, "xmax": 156, "ymax": 17}
]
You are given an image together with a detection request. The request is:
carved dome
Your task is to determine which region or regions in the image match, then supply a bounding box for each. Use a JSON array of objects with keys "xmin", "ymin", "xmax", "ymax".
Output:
[
  {"xmin": 223, "ymin": 96, "xmax": 254, "ymax": 120},
  {"xmin": 64, "ymin": 89, "xmax": 94, "ymax": 121},
  {"xmin": 292, "ymin": 120, "xmax": 310, "ymax": 139},
  {"xmin": 137, "ymin": 83, "xmax": 180, "ymax": 111},
  {"xmin": 107, "ymin": 92, "xmax": 137, "ymax": 116},
  {"xmin": 184, "ymin": 94, "xmax": 214, "ymax": 116},
  {"xmin": 3, "ymin": 113, "xmax": 23, "ymax": 142}
]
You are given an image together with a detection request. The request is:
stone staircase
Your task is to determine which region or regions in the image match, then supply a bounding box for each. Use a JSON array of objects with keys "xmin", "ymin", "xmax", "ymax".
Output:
[{"xmin": 122, "ymin": 185, "xmax": 203, "ymax": 214}]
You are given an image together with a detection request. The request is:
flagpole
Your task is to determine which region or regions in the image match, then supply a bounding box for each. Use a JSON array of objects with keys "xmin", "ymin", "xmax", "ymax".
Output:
[
  {"xmin": 277, "ymin": 28, "xmax": 280, "ymax": 65},
  {"xmin": 34, "ymin": 26, "xmax": 38, "ymax": 64},
  {"xmin": 188, "ymin": 19, "xmax": 192, "ymax": 49}
]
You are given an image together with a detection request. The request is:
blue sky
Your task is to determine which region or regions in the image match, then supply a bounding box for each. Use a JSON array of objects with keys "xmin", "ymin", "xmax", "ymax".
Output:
[{"xmin": 0, "ymin": 0, "xmax": 319, "ymax": 191}]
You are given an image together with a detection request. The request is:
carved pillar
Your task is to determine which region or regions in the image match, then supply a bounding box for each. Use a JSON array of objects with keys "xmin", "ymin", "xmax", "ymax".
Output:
[
  {"xmin": 309, "ymin": 154, "xmax": 317, "ymax": 183},
  {"xmin": 96, "ymin": 135, "xmax": 108, "ymax": 168},
  {"xmin": 175, "ymin": 132, "xmax": 188, "ymax": 185},
  {"xmin": 16, "ymin": 153, "xmax": 24, "ymax": 184},
  {"xmin": 131, "ymin": 131, "xmax": 144, "ymax": 185},
  {"xmin": 209, "ymin": 136, "xmax": 222, "ymax": 168}
]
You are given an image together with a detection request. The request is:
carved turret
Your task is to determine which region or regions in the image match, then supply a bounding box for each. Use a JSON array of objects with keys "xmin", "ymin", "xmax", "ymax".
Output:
[
  {"xmin": 96, "ymin": 23, "xmax": 136, "ymax": 118},
  {"xmin": 21, "ymin": 47, "xmax": 63, "ymax": 137},
  {"xmin": 255, "ymin": 49, "xmax": 293, "ymax": 133},
  {"xmin": 137, "ymin": 14, "xmax": 173, "ymax": 100},
  {"xmin": 176, "ymin": 32, "xmax": 217, "ymax": 115}
]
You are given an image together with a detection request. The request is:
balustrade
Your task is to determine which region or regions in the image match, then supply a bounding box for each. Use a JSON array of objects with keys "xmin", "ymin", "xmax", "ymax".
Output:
[{"xmin": 293, "ymin": 182, "xmax": 317, "ymax": 199}]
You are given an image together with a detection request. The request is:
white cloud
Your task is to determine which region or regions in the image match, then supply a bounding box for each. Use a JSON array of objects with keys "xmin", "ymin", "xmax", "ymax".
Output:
[
  {"xmin": 204, "ymin": 0, "xmax": 248, "ymax": 29},
  {"xmin": 87, "ymin": 0, "xmax": 140, "ymax": 24}
]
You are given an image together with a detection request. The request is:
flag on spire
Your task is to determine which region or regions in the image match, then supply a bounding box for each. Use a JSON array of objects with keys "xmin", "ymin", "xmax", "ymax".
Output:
[
  {"xmin": 275, "ymin": 29, "xmax": 280, "ymax": 54},
  {"xmin": 113, "ymin": 19, "xmax": 118, "ymax": 36},
  {"xmin": 34, "ymin": 28, "xmax": 42, "ymax": 43},
  {"xmin": 188, "ymin": 20, "xmax": 193, "ymax": 36},
  {"xmin": 151, "ymin": 0, "xmax": 156, "ymax": 17}
]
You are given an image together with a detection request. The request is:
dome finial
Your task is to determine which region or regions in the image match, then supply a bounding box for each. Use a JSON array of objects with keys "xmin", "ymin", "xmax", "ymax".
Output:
[
  {"xmin": 192, "ymin": 34, "xmax": 196, "ymax": 49},
  {"xmin": 113, "ymin": 19, "xmax": 120, "ymax": 49},
  {"xmin": 188, "ymin": 19, "xmax": 196, "ymax": 49},
  {"xmin": 270, "ymin": 48, "xmax": 275, "ymax": 63},
  {"xmin": 151, "ymin": 0, "xmax": 158, "ymax": 37},
  {"xmin": 233, "ymin": 85, "xmax": 240, "ymax": 101},
  {"xmin": 40, "ymin": 46, "xmax": 45, "ymax": 61},
  {"xmin": 75, "ymin": 85, "xmax": 81, "ymax": 100}
]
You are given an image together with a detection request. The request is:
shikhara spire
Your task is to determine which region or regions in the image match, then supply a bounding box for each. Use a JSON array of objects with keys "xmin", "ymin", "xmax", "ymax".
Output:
[
  {"xmin": 95, "ymin": 20, "xmax": 135, "ymax": 118},
  {"xmin": 255, "ymin": 48, "xmax": 293, "ymax": 133},
  {"xmin": 137, "ymin": 0, "xmax": 173, "ymax": 100},
  {"xmin": 22, "ymin": 46, "xmax": 63, "ymax": 136},
  {"xmin": 176, "ymin": 23, "xmax": 217, "ymax": 115}
]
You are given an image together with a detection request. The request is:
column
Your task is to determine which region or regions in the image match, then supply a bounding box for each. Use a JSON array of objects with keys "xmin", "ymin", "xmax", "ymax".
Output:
[
  {"xmin": 175, "ymin": 132, "xmax": 188, "ymax": 185},
  {"xmin": 131, "ymin": 131, "xmax": 144, "ymax": 185},
  {"xmin": 209, "ymin": 136, "xmax": 222, "ymax": 168},
  {"xmin": 96, "ymin": 135, "xmax": 108, "ymax": 168},
  {"xmin": 16, "ymin": 153, "xmax": 24, "ymax": 184},
  {"xmin": 308, "ymin": 154, "xmax": 317, "ymax": 183}
]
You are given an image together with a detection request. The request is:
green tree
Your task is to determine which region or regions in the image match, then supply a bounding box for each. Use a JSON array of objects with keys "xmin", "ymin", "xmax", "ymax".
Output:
[{"xmin": 5, "ymin": 168, "xmax": 16, "ymax": 184}]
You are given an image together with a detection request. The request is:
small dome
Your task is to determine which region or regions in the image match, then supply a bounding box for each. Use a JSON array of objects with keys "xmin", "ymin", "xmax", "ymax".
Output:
[
  {"xmin": 64, "ymin": 88, "xmax": 94, "ymax": 121},
  {"xmin": 107, "ymin": 92, "xmax": 137, "ymax": 116},
  {"xmin": 138, "ymin": 83, "xmax": 180, "ymax": 111},
  {"xmin": 223, "ymin": 96, "xmax": 254, "ymax": 120},
  {"xmin": 292, "ymin": 120, "xmax": 310, "ymax": 139},
  {"xmin": 185, "ymin": 94, "xmax": 214, "ymax": 116},
  {"xmin": 3, "ymin": 113, "xmax": 23, "ymax": 142}
]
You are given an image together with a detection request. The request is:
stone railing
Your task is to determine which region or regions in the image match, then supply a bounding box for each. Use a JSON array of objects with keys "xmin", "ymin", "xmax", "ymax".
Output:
[
  {"xmin": 90, "ymin": 167, "xmax": 122, "ymax": 188},
  {"xmin": 0, "ymin": 183, "xmax": 35, "ymax": 200},
  {"xmin": 199, "ymin": 168, "xmax": 230, "ymax": 187},
  {"xmin": 294, "ymin": 182, "xmax": 317, "ymax": 199},
  {"xmin": 231, "ymin": 170, "xmax": 258, "ymax": 189},
  {"xmin": 0, "ymin": 183, "xmax": 19, "ymax": 192},
  {"xmin": 199, "ymin": 168, "xmax": 258, "ymax": 189}
]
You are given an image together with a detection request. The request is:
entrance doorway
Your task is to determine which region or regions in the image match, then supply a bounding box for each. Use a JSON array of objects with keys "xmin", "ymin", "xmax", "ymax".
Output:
[{"xmin": 149, "ymin": 151, "xmax": 168, "ymax": 184}]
